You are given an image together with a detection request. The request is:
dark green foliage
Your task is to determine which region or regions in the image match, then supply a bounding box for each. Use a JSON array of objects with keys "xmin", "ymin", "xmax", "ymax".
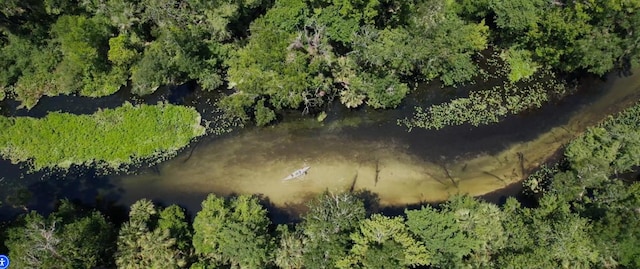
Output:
[
  {"xmin": 116, "ymin": 199, "xmax": 189, "ymax": 268},
  {"xmin": 255, "ymin": 99, "xmax": 277, "ymax": 126},
  {"xmin": 524, "ymin": 102, "xmax": 640, "ymax": 267},
  {"xmin": 158, "ymin": 205, "xmax": 193, "ymax": 255},
  {"xmin": 1, "ymin": 0, "xmax": 640, "ymax": 268},
  {"xmin": 2, "ymin": 0, "xmax": 638, "ymax": 125},
  {"xmin": 298, "ymin": 192, "xmax": 366, "ymax": 268},
  {"xmin": 522, "ymin": 164, "xmax": 559, "ymax": 195},
  {"xmin": 496, "ymin": 196, "xmax": 599, "ymax": 268},
  {"xmin": 5, "ymin": 200, "xmax": 115, "ymax": 268},
  {"xmin": 490, "ymin": 0, "xmax": 545, "ymax": 32},
  {"xmin": 349, "ymin": 1, "xmax": 489, "ymax": 86},
  {"xmin": 406, "ymin": 205, "xmax": 479, "ymax": 267},
  {"xmin": 0, "ymin": 103, "xmax": 205, "ymax": 171}
]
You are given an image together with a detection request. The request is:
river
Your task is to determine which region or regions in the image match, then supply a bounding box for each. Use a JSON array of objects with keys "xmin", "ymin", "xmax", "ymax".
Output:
[
  {"xmin": 112, "ymin": 70, "xmax": 640, "ymax": 213},
  {"xmin": 1, "ymin": 71, "xmax": 639, "ymax": 219}
]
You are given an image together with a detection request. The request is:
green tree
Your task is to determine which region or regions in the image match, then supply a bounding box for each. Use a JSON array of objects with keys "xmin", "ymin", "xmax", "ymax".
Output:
[
  {"xmin": 254, "ymin": 99, "xmax": 277, "ymax": 126},
  {"xmin": 337, "ymin": 214, "xmax": 429, "ymax": 268},
  {"xmin": 489, "ymin": 0, "xmax": 544, "ymax": 32},
  {"xmin": 51, "ymin": 15, "xmax": 125, "ymax": 97},
  {"xmin": 158, "ymin": 204, "xmax": 193, "ymax": 255},
  {"xmin": 5, "ymin": 200, "xmax": 115, "ymax": 268},
  {"xmin": 298, "ymin": 192, "xmax": 366, "ymax": 269},
  {"xmin": 496, "ymin": 195, "xmax": 600, "ymax": 268},
  {"xmin": 192, "ymin": 194, "xmax": 272, "ymax": 268},
  {"xmin": 115, "ymin": 199, "xmax": 188, "ymax": 268},
  {"xmin": 405, "ymin": 205, "xmax": 479, "ymax": 268},
  {"xmin": 274, "ymin": 225, "xmax": 305, "ymax": 269}
]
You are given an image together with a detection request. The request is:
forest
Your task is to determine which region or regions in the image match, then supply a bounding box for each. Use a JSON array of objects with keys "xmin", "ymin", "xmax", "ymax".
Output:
[
  {"xmin": 0, "ymin": 0, "xmax": 637, "ymax": 169},
  {"xmin": 2, "ymin": 101, "xmax": 640, "ymax": 268},
  {"xmin": 1, "ymin": 0, "xmax": 640, "ymax": 268},
  {"xmin": 1, "ymin": 0, "xmax": 638, "ymax": 120}
]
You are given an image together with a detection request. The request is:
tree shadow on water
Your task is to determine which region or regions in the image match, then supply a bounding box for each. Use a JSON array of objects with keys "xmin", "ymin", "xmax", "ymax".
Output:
[{"xmin": 21, "ymin": 165, "xmax": 125, "ymax": 222}]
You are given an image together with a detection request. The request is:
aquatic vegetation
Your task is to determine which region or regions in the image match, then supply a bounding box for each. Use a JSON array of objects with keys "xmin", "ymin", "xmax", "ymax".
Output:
[
  {"xmin": 0, "ymin": 103, "xmax": 205, "ymax": 171},
  {"xmin": 401, "ymin": 70, "xmax": 567, "ymax": 130}
]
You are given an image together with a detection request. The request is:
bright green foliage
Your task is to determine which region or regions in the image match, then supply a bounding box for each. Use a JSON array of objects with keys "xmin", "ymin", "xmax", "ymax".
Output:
[
  {"xmin": 350, "ymin": 72, "xmax": 408, "ymax": 109},
  {"xmin": 558, "ymin": 103, "xmax": 640, "ymax": 200},
  {"xmin": 522, "ymin": 102, "xmax": 640, "ymax": 267},
  {"xmin": 255, "ymin": 99, "xmax": 277, "ymax": 126},
  {"xmin": 338, "ymin": 214, "xmax": 430, "ymax": 268},
  {"xmin": 442, "ymin": 195, "xmax": 506, "ymax": 267},
  {"xmin": 158, "ymin": 205, "xmax": 193, "ymax": 254},
  {"xmin": 116, "ymin": 199, "xmax": 189, "ymax": 268},
  {"xmin": 500, "ymin": 48, "xmax": 539, "ymax": 82},
  {"xmin": 51, "ymin": 15, "xmax": 126, "ymax": 97},
  {"xmin": 108, "ymin": 33, "xmax": 140, "ymax": 66},
  {"xmin": 406, "ymin": 205, "xmax": 479, "ymax": 267},
  {"xmin": 349, "ymin": 1, "xmax": 489, "ymax": 86},
  {"xmin": 299, "ymin": 192, "xmax": 366, "ymax": 269},
  {"xmin": 566, "ymin": 103, "xmax": 640, "ymax": 176},
  {"xmin": 0, "ymin": 103, "xmax": 205, "ymax": 171},
  {"xmin": 5, "ymin": 200, "xmax": 115, "ymax": 268},
  {"xmin": 496, "ymin": 195, "xmax": 599, "ymax": 268},
  {"xmin": 490, "ymin": 0, "xmax": 545, "ymax": 32},
  {"xmin": 402, "ymin": 73, "xmax": 566, "ymax": 130},
  {"xmin": 192, "ymin": 194, "xmax": 272, "ymax": 268}
]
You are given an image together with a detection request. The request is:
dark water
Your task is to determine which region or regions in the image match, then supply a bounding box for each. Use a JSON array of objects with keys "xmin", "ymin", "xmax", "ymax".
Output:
[{"xmin": 0, "ymin": 71, "xmax": 639, "ymax": 221}]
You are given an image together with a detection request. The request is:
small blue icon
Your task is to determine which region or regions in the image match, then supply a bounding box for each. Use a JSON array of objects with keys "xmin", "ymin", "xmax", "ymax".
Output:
[{"xmin": 0, "ymin": 255, "xmax": 9, "ymax": 269}]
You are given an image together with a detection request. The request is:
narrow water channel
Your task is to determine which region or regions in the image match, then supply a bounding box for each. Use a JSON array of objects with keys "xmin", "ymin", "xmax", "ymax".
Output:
[{"xmin": 111, "ymin": 71, "xmax": 640, "ymax": 212}]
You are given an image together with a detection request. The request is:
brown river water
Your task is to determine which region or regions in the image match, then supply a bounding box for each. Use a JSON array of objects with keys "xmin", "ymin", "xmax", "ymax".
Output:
[{"xmin": 112, "ymin": 70, "xmax": 640, "ymax": 210}]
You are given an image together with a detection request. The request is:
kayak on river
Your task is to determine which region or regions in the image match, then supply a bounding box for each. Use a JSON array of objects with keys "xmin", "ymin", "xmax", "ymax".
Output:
[{"xmin": 282, "ymin": 166, "xmax": 311, "ymax": 181}]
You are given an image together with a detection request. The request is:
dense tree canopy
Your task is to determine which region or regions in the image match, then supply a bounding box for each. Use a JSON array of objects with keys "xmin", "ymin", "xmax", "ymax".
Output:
[
  {"xmin": 5, "ymin": 200, "xmax": 115, "ymax": 268},
  {"xmin": 115, "ymin": 199, "xmax": 189, "ymax": 268},
  {"xmin": 3, "ymin": 0, "xmax": 635, "ymax": 125},
  {"xmin": 193, "ymin": 194, "xmax": 272, "ymax": 268},
  {"xmin": 1, "ymin": 1, "xmax": 640, "ymax": 267}
]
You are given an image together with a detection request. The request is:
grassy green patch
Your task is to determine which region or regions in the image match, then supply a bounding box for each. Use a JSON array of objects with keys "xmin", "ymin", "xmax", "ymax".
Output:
[{"xmin": 0, "ymin": 103, "xmax": 205, "ymax": 171}]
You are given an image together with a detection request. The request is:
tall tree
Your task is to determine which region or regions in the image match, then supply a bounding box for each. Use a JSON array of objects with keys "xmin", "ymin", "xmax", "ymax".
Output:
[
  {"xmin": 337, "ymin": 214, "xmax": 429, "ymax": 268},
  {"xmin": 192, "ymin": 194, "xmax": 272, "ymax": 269},
  {"xmin": 298, "ymin": 192, "xmax": 366, "ymax": 269},
  {"xmin": 5, "ymin": 200, "xmax": 115, "ymax": 268},
  {"xmin": 115, "ymin": 199, "xmax": 188, "ymax": 268}
]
